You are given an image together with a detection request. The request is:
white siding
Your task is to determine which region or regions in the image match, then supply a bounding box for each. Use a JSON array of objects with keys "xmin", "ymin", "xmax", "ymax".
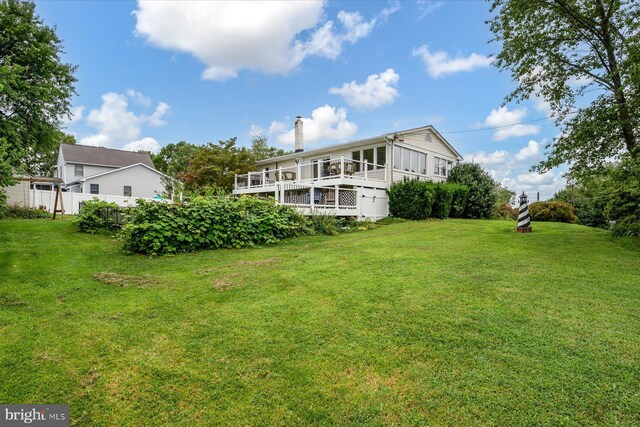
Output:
[
  {"xmin": 82, "ymin": 165, "xmax": 164, "ymax": 198},
  {"xmin": 65, "ymin": 163, "xmax": 116, "ymax": 184},
  {"xmin": 4, "ymin": 181, "xmax": 31, "ymax": 206}
]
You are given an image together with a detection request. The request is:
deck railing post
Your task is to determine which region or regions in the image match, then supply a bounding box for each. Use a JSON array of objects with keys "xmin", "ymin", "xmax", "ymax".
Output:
[
  {"xmin": 340, "ymin": 155, "xmax": 344, "ymax": 179},
  {"xmin": 278, "ymin": 167, "xmax": 283, "ymax": 183},
  {"xmin": 235, "ymin": 174, "xmax": 238, "ymax": 189},
  {"xmin": 262, "ymin": 170, "xmax": 266, "ymax": 187},
  {"xmin": 335, "ymin": 187, "xmax": 339, "ymax": 209},
  {"xmin": 364, "ymin": 160, "xmax": 368, "ymax": 180},
  {"xmin": 297, "ymin": 164, "xmax": 301, "ymax": 182}
]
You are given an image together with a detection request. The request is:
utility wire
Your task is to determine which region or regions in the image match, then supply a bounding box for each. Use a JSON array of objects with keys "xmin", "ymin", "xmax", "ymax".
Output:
[{"xmin": 439, "ymin": 111, "xmax": 578, "ymax": 135}]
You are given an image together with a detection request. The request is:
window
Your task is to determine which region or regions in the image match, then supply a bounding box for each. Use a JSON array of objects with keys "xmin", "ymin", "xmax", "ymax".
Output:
[
  {"xmin": 363, "ymin": 148, "xmax": 374, "ymax": 170},
  {"xmin": 123, "ymin": 186, "xmax": 132, "ymax": 197},
  {"xmin": 376, "ymin": 146, "xmax": 386, "ymax": 167},
  {"xmin": 419, "ymin": 153, "xmax": 427, "ymax": 175},
  {"xmin": 351, "ymin": 150, "xmax": 361, "ymax": 172},
  {"xmin": 351, "ymin": 146, "xmax": 386, "ymax": 171},
  {"xmin": 74, "ymin": 164, "xmax": 84, "ymax": 176},
  {"xmin": 433, "ymin": 157, "xmax": 452, "ymax": 177},
  {"xmin": 90, "ymin": 184, "xmax": 99, "ymax": 194},
  {"xmin": 393, "ymin": 146, "xmax": 428, "ymax": 176},
  {"xmin": 393, "ymin": 146, "xmax": 401, "ymax": 170}
]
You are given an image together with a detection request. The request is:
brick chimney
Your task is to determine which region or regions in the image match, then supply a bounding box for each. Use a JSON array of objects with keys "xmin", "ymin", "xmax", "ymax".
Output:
[{"xmin": 294, "ymin": 116, "xmax": 303, "ymax": 153}]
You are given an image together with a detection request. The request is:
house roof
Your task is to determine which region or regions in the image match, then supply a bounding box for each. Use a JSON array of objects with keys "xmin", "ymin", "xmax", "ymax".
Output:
[
  {"xmin": 60, "ymin": 144, "xmax": 156, "ymax": 169},
  {"xmin": 256, "ymin": 125, "xmax": 463, "ymax": 165}
]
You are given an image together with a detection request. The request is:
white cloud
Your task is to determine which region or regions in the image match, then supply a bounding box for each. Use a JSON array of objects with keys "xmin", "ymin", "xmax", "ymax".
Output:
[
  {"xmin": 515, "ymin": 140, "xmax": 541, "ymax": 161},
  {"xmin": 63, "ymin": 106, "xmax": 85, "ymax": 126},
  {"xmin": 329, "ymin": 68, "xmax": 399, "ymax": 110},
  {"xmin": 468, "ymin": 150, "xmax": 510, "ymax": 166},
  {"xmin": 268, "ymin": 121, "xmax": 287, "ymax": 134},
  {"xmin": 275, "ymin": 105, "xmax": 358, "ymax": 146},
  {"xmin": 249, "ymin": 124, "xmax": 264, "ymax": 138},
  {"xmin": 80, "ymin": 91, "xmax": 168, "ymax": 150},
  {"xmin": 464, "ymin": 138, "xmax": 563, "ymax": 200},
  {"xmin": 126, "ymin": 89, "xmax": 152, "ymax": 107},
  {"xmin": 416, "ymin": 0, "xmax": 443, "ymax": 18},
  {"xmin": 135, "ymin": 2, "xmax": 397, "ymax": 81},
  {"xmin": 480, "ymin": 106, "xmax": 540, "ymax": 140},
  {"xmin": 123, "ymin": 137, "xmax": 161, "ymax": 154},
  {"xmin": 146, "ymin": 102, "xmax": 170, "ymax": 127},
  {"xmin": 412, "ymin": 45, "xmax": 493, "ymax": 78},
  {"xmin": 516, "ymin": 170, "xmax": 555, "ymax": 186}
]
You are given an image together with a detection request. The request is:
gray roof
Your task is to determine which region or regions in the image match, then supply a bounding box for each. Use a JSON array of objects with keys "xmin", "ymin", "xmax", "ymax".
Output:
[{"xmin": 60, "ymin": 144, "xmax": 156, "ymax": 169}]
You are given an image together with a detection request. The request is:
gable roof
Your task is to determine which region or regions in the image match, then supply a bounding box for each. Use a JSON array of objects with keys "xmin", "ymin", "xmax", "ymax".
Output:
[
  {"xmin": 60, "ymin": 144, "xmax": 156, "ymax": 169},
  {"xmin": 256, "ymin": 125, "xmax": 463, "ymax": 165},
  {"xmin": 79, "ymin": 162, "xmax": 170, "ymax": 182}
]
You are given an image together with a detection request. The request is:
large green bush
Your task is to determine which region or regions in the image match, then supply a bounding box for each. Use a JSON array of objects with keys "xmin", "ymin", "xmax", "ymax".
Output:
[
  {"xmin": 449, "ymin": 184, "xmax": 470, "ymax": 218},
  {"xmin": 447, "ymin": 163, "xmax": 498, "ymax": 219},
  {"xmin": 528, "ymin": 201, "xmax": 577, "ymax": 223},
  {"xmin": 75, "ymin": 198, "xmax": 122, "ymax": 233},
  {"xmin": 120, "ymin": 196, "xmax": 306, "ymax": 255},
  {"xmin": 387, "ymin": 180, "xmax": 467, "ymax": 220},
  {"xmin": 387, "ymin": 179, "xmax": 435, "ymax": 220}
]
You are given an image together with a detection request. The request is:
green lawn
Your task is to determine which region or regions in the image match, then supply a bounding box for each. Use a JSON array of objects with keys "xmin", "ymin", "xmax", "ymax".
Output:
[{"xmin": 0, "ymin": 219, "xmax": 639, "ymax": 425}]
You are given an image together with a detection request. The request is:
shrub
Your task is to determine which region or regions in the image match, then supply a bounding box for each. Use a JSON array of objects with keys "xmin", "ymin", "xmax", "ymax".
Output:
[
  {"xmin": 610, "ymin": 219, "xmax": 640, "ymax": 238},
  {"xmin": 120, "ymin": 196, "xmax": 307, "ymax": 255},
  {"xmin": 308, "ymin": 213, "xmax": 340, "ymax": 235},
  {"xmin": 0, "ymin": 189, "xmax": 6, "ymax": 217},
  {"xmin": 495, "ymin": 204, "xmax": 518, "ymax": 220},
  {"xmin": 75, "ymin": 198, "xmax": 122, "ymax": 233},
  {"xmin": 2, "ymin": 203, "xmax": 50, "ymax": 219},
  {"xmin": 449, "ymin": 184, "xmax": 469, "ymax": 218},
  {"xmin": 429, "ymin": 183, "xmax": 456, "ymax": 219},
  {"xmin": 447, "ymin": 163, "xmax": 498, "ymax": 219},
  {"xmin": 387, "ymin": 179, "xmax": 435, "ymax": 220},
  {"xmin": 528, "ymin": 201, "xmax": 577, "ymax": 223}
]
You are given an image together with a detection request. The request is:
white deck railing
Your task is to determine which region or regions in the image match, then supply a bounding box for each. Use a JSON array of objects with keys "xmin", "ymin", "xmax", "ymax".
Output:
[{"xmin": 235, "ymin": 157, "xmax": 387, "ymax": 190}]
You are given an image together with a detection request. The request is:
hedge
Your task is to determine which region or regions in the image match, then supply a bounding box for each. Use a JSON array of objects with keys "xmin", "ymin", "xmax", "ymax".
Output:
[
  {"xmin": 75, "ymin": 199, "xmax": 123, "ymax": 233},
  {"xmin": 528, "ymin": 201, "xmax": 577, "ymax": 223},
  {"xmin": 120, "ymin": 196, "xmax": 307, "ymax": 255},
  {"xmin": 387, "ymin": 179, "xmax": 468, "ymax": 220}
]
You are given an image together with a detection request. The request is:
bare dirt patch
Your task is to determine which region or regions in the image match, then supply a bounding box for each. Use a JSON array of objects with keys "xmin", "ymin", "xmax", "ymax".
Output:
[
  {"xmin": 93, "ymin": 272, "xmax": 156, "ymax": 288},
  {"xmin": 213, "ymin": 276, "xmax": 236, "ymax": 291}
]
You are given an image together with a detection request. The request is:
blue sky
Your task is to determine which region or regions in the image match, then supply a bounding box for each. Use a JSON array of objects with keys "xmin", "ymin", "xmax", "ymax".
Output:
[{"xmin": 36, "ymin": 0, "xmax": 567, "ymax": 198}]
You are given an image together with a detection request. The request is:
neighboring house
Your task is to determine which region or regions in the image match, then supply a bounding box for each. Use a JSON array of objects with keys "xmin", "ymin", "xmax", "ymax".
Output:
[
  {"xmin": 55, "ymin": 144, "xmax": 167, "ymax": 198},
  {"xmin": 233, "ymin": 119, "xmax": 463, "ymax": 219}
]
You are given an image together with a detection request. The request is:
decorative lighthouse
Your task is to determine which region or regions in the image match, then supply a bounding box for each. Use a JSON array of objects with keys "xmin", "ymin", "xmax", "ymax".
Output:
[{"xmin": 516, "ymin": 192, "xmax": 533, "ymax": 233}]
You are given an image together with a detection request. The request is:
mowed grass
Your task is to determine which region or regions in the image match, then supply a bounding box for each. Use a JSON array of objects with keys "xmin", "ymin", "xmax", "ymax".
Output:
[{"xmin": 0, "ymin": 219, "xmax": 639, "ymax": 426}]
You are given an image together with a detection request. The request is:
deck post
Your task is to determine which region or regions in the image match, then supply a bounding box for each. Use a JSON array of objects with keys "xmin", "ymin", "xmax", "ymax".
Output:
[
  {"xmin": 234, "ymin": 174, "xmax": 238, "ymax": 189},
  {"xmin": 278, "ymin": 167, "xmax": 283, "ymax": 183},
  {"xmin": 262, "ymin": 170, "xmax": 266, "ymax": 187},
  {"xmin": 340, "ymin": 156, "xmax": 344, "ymax": 179},
  {"xmin": 335, "ymin": 186, "xmax": 339, "ymax": 209},
  {"xmin": 297, "ymin": 163, "xmax": 301, "ymax": 182},
  {"xmin": 364, "ymin": 160, "xmax": 368, "ymax": 180},
  {"xmin": 310, "ymin": 186, "xmax": 315, "ymax": 209}
]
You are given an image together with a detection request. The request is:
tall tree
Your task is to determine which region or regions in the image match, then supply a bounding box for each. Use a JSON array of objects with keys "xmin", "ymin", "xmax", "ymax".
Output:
[
  {"xmin": 23, "ymin": 131, "xmax": 75, "ymax": 176},
  {"xmin": 179, "ymin": 138, "xmax": 255, "ymax": 193},
  {"xmin": 0, "ymin": 0, "xmax": 77, "ymax": 186},
  {"xmin": 488, "ymin": 0, "xmax": 639, "ymax": 180},
  {"xmin": 150, "ymin": 141, "xmax": 200, "ymax": 177},
  {"xmin": 250, "ymin": 134, "xmax": 290, "ymax": 161}
]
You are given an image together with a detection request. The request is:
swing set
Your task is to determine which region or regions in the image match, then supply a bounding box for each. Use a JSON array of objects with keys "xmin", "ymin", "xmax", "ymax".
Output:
[{"xmin": 13, "ymin": 176, "xmax": 65, "ymax": 220}]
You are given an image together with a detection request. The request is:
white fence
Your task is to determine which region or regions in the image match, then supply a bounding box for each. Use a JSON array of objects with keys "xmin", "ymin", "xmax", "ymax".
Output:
[{"xmin": 29, "ymin": 189, "xmax": 153, "ymax": 215}]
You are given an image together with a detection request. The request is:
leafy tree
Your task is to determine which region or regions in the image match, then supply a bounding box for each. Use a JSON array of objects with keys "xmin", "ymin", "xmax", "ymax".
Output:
[
  {"xmin": 488, "ymin": 0, "xmax": 640, "ymax": 180},
  {"xmin": 23, "ymin": 131, "xmax": 75, "ymax": 176},
  {"xmin": 552, "ymin": 180, "xmax": 608, "ymax": 227},
  {"xmin": 250, "ymin": 134, "xmax": 290, "ymax": 161},
  {"xmin": 179, "ymin": 138, "xmax": 255, "ymax": 193},
  {"xmin": 150, "ymin": 141, "xmax": 200, "ymax": 177},
  {"xmin": 0, "ymin": 0, "xmax": 77, "ymax": 186},
  {"xmin": 447, "ymin": 163, "xmax": 499, "ymax": 219}
]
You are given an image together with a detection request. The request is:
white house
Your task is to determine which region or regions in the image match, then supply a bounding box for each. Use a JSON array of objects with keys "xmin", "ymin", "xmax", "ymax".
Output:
[
  {"xmin": 55, "ymin": 144, "xmax": 167, "ymax": 198},
  {"xmin": 233, "ymin": 119, "xmax": 463, "ymax": 220}
]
